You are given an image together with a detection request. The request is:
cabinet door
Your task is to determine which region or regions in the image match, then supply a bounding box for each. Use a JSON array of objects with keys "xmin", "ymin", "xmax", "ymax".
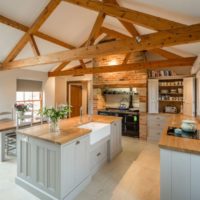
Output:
[
  {"xmin": 116, "ymin": 120, "xmax": 122, "ymax": 153},
  {"xmin": 75, "ymin": 136, "xmax": 89, "ymax": 185},
  {"xmin": 191, "ymin": 154, "xmax": 200, "ymax": 200},
  {"xmin": 148, "ymin": 79, "xmax": 159, "ymax": 113},
  {"xmin": 183, "ymin": 77, "xmax": 195, "ymax": 116},
  {"xmin": 196, "ymin": 78, "xmax": 200, "ymax": 116},
  {"xmin": 110, "ymin": 121, "xmax": 122, "ymax": 159},
  {"xmin": 61, "ymin": 141, "xmax": 76, "ymax": 196},
  {"xmin": 110, "ymin": 122, "xmax": 117, "ymax": 158},
  {"xmin": 171, "ymin": 151, "xmax": 190, "ymax": 200}
]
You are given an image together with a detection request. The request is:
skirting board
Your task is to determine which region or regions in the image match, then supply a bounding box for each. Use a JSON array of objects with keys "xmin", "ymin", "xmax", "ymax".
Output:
[{"xmin": 15, "ymin": 176, "xmax": 91, "ymax": 200}]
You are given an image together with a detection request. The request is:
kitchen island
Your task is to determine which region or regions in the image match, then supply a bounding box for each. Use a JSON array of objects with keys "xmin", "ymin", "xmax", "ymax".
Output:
[
  {"xmin": 159, "ymin": 114, "xmax": 200, "ymax": 200},
  {"xmin": 16, "ymin": 115, "xmax": 122, "ymax": 200}
]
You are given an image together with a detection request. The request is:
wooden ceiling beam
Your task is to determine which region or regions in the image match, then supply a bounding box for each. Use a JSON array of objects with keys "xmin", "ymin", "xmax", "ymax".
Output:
[
  {"xmin": 0, "ymin": 14, "xmax": 28, "ymax": 31},
  {"xmin": 100, "ymin": 27, "xmax": 129, "ymax": 39},
  {"xmin": 101, "ymin": 26, "xmax": 184, "ymax": 59},
  {"xmin": 122, "ymin": 53, "xmax": 132, "ymax": 64},
  {"xmin": 53, "ymin": 62, "xmax": 70, "ymax": 72},
  {"xmin": 86, "ymin": 12, "xmax": 106, "ymax": 46},
  {"xmin": 3, "ymin": 0, "xmax": 61, "ymax": 63},
  {"xmin": 64, "ymin": 0, "xmax": 185, "ymax": 31},
  {"xmin": 79, "ymin": 60, "xmax": 86, "ymax": 68},
  {"xmin": 105, "ymin": 0, "xmax": 139, "ymax": 36},
  {"xmin": 29, "ymin": 35, "xmax": 40, "ymax": 56},
  {"xmin": 149, "ymin": 48, "xmax": 182, "ymax": 59},
  {"xmin": 0, "ymin": 15, "xmax": 75, "ymax": 49},
  {"xmin": 2, "ymin": 23, "xmax": 200, "ymax": 69},
  {"xmin": 34, "ymin": 32, "xmax": 74, "ymax": 49},
  {"xmin": 48, "ymin": 57, "xmax": 196, "ymax": 77}
]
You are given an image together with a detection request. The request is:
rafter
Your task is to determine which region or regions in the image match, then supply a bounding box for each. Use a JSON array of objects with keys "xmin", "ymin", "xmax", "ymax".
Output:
[
  {"xmin": 101, "ymin": 26, "xmax": 183, "ymax": 59},
  {"xmin": 29, "ymin": 35, "xmax": 40, "ymax": 56},
  {"xmin": 0, "ymin": 15, "xmax": 75, "ymax": 49},
  {"xmin": 79, "ymin": 60, "xmax": 86, "ymax": 68},
  {"xmin": 105, "ymin": 0, "xmax": 139, "ymax": 36},
  {"xmin": 2, "ymin": 23, "xmax": 200, "ymax": 70},
  {"xmin": 100, "ymin": 27, "xmax": 128, "ymax": 39},
  {"xmin": 86, "ymin": 12, "xmax": 106, "ymax": 46},
  {"xmin": 122, "ymin": 53, "xmax": 132, "ymax": 64},
  {"xmin": 64, "ymin": 0, "xmax": 185, "ymax": 31},
  {"xmin": 53, "ymin": 62, "xmax": 70, "ymax": 72},
  {"xmin": 48, "ymin": 57, "xmax": 196, "ymax": 77},
  {"xmin": 149, "ymin": 48, "xmax": 182, "ymax": 59},
  {"xmin": 3, "ymin": 0, "xmax": 61, "ymax": 63},
  {"xmin": 54, "ymin": 12, "xmax": 106, "ymax": 72}
]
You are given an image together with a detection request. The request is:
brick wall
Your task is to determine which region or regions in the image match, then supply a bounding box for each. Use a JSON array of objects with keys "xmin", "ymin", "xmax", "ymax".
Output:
[{"xmin": 93, "ymin": 52, "xmax": 148, "ymax": 114}]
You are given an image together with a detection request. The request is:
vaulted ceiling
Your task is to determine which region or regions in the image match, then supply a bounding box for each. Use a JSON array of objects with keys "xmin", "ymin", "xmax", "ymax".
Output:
[{"xmin": 0, "ymin": 0, "xmax": 200, "ymax": 74}]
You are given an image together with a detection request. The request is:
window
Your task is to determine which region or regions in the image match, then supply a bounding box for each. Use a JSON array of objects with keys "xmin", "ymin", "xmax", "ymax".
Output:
[{"xmin": 16, "ymin": 91, "xmax": 42, "ymax": 118}]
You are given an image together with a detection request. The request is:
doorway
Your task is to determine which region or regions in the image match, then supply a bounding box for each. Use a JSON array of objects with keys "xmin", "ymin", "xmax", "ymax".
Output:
[
  {"xmin": 70, "ymin": 85, "xmax": 82, "ymax": 117},
  {"xmin": 67, "ymin": 81, "xmax": 88, "ymax": 117}
]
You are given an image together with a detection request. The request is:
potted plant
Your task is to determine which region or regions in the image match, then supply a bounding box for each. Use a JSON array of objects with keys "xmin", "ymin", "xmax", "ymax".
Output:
[
  {"xmin": 14, "ymin": 103, "xmax": 29, "ymax": 121},
  {"xmin": 40, "ymin": 104, "xmax": 71, "ymax": 134}
]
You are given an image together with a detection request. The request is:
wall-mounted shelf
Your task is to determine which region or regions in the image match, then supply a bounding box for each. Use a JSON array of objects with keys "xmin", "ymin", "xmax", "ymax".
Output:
[{"xmin": 159, "ymin": 100, "xmax": 183, "ymax": 102}]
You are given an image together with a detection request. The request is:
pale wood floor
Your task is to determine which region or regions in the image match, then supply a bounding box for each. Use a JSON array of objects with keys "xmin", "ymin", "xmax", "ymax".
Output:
[{"xmin": 0, "ymin": 137, "xmax": 160, "ymax": 200}]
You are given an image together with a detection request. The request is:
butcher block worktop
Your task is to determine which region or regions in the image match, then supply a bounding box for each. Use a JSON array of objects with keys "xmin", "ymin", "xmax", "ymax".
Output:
[
  {"xmin": 17, "ymin": 115, "xmax": 121, "ymax": 145},
  {"xmin": 159, "ymin": 114, "xmax": 200, "ymax": 154}
]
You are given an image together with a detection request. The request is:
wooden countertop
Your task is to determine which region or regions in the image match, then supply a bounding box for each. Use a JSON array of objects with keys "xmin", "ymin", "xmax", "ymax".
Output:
[
  {"xmin": 0, "ymin": 119, "xmax": 42, "ymax": 132},
  {"xmin": 159, "ymin": 114, "xmax": 200, "ymax": 154},
  {"xmin": 17, "ymin": 115, "xmax": 121, "ymax": 145}
]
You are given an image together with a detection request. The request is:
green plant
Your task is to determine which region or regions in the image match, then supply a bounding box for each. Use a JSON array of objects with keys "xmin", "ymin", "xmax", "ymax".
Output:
[{"xmin": 40, "ymin": 105, "xmax": 71, "ymax": 123}]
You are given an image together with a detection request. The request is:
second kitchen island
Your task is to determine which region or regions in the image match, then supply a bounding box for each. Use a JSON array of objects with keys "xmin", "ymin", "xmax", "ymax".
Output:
[{"xmin": 16, "ymin": 115, "xmax": 122, "ymax": 200}]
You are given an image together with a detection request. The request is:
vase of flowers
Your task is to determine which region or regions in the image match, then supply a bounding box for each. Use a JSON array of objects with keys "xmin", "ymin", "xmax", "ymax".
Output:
[
  {"xmin": 14, "ymin": 103, "xmax": 29, "ymax": 121},
  {"xmin": 40, "ymin": 104, "xmax": 71, "ymax": 134}
]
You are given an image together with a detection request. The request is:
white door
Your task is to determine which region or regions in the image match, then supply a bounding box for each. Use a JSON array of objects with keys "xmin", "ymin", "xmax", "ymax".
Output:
[
  {"xmin": 148, "ymin": 79, "xmax": 159, "ymax": 113},
  {"xmin": 183, "ymin": 77, "xmax": 195, "ymax": 116}
]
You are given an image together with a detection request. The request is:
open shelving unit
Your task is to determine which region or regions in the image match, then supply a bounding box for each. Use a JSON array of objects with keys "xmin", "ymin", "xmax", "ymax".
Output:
[{"xmin": 158, "ymin": 79, "xmax": 183, "ymax": 113}]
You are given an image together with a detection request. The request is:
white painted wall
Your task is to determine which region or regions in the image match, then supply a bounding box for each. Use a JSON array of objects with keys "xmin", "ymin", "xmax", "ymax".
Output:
[
  {"xmin": 55, "ymin": 75, "xmax": 93, "ymax": 114},
  {"xmin": 0, "ymin": 69, "xmax": 55, "ymax": 112}
]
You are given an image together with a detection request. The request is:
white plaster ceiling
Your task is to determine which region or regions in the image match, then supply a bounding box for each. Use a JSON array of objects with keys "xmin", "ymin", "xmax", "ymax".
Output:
[
  {"xmin": 0, "ymin": 0, "xmax": 50, "ymax": 26},
  {"xmin": 39, "ymin": 1, "xmax": 98, "ymax": 47},
  {"xmin": 0, "ymin": 0, "xmax": 200, "ymax": 72},
  {"xmin": 0, "ymin": 24, "xmax": 24, "ymax": 62}
]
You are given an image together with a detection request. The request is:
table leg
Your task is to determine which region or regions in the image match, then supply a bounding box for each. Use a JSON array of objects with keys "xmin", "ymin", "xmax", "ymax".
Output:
[{"xmin": 0, "ymin": 132, "xmax": 5, "ymax": 162}]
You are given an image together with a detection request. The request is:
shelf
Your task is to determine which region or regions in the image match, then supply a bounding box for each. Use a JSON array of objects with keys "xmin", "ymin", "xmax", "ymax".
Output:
[
  {"xmin": 159, "ymin": 85, "xmax": 183, "ymax": 87},
  {"xmin": 149, "ymin": 75, "xmax": 188, "ymax": 80},
  {"xmin": 160, "ymin": 93, "xmax": 183, "ymax": 95},
  {"xmin": 159, "ymin": 100, "xmax": 183, "ymax": 102}
]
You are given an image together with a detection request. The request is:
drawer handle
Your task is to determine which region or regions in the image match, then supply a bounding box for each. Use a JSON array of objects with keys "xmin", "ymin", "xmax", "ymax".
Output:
[
  {"xmin": 76, "ymin": 141, "xmax": 80, "ymax": 145},
  {"xmin": 96, "ymin": 152, "xmax": 101, "ymax": 157}
]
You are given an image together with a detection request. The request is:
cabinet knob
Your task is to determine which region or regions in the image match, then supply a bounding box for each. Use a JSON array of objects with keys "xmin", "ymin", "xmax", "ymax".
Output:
[
  {"xmin": 97, "ymin": 152, "xmax": 101, "ymax": 157},
  {"xmin": 76, "ymin": 141, "xmax": 80, "ymax": 145}
]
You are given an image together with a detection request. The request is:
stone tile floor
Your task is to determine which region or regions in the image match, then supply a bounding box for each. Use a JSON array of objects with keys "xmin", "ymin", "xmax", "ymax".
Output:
[{"xmin": 0, "ymin": 137, "xmax": 160, "ymax": 200}]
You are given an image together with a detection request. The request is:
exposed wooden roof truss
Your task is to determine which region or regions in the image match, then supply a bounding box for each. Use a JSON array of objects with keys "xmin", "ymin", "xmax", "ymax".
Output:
[{"xmin": 0, "ymin": 0, "xmax": 199, "ymax": 77}]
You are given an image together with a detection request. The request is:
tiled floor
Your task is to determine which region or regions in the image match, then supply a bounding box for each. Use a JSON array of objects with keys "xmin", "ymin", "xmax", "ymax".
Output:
[
  {"xmin": 75, "ymin": 137, "xmax": 160, "ymax": 200},
  {"xmin": 0, "ymin": 137, "xmax": 160, "ymax": 200}
]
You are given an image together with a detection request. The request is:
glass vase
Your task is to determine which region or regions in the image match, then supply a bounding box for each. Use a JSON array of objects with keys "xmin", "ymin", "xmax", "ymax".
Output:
[
  {"xmin": 49, "ymin": 119, "xmax": 60, "ymax": 135},
  {"xmin": 17, "ymin": 111, "xmax": 25, "ymax": 122}
]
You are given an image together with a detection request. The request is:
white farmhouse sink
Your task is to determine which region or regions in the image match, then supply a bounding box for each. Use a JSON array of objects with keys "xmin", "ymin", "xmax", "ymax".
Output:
[{"xmin": 79, "ymin": 122, "xmax": 110, "ymax": 145}]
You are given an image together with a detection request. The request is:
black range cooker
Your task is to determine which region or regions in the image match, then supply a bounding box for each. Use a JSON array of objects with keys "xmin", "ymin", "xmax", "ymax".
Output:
[{"xmin": 98, "ymin": 108, "xmax": 139, "ymax": 138}]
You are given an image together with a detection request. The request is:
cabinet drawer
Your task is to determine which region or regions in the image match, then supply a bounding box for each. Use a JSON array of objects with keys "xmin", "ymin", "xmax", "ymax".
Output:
[
  {"xmin": 148, "ymin": 127, "xmax": 162, "ymax": 137},
  {"xmin": 148, "ymin": 122, "xmax": 165, "ymax": 130},
  {"xmin": 90, "ymin": 142, "xmax": 107, "ymax": 169},
  {"xmin": 148, "ymin": 115, "xmax": 166, "ymax": 121}
]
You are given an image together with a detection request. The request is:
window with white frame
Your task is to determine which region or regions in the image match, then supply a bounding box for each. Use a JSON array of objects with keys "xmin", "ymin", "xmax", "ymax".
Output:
[{"xmin": 16, "ymin": 91, "xmax": 42, "ymax": 118}]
